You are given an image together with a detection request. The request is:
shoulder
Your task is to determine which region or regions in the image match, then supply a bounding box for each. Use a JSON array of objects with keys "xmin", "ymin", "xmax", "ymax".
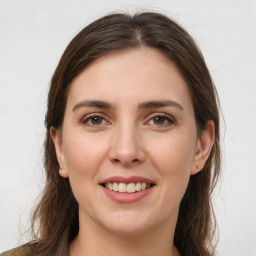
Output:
[{"xmin": 1, "ymin": 243, "xmax": 34, "ymax": 256}]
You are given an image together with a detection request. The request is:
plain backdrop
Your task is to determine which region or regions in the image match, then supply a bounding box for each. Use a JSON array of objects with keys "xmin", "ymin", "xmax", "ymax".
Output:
[{"xmin": 0, "ymin": 0, "xmax": 256, "ymax": 255}]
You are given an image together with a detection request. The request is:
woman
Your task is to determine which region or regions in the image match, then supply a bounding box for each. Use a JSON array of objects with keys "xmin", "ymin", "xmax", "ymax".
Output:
[{"xmin": 2, "ymin": 12, "xmax": 221, "ymax": 256}]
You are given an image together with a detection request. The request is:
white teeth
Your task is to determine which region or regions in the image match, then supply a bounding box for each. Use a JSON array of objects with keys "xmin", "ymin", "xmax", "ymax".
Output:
[
  {"xmin": 127, "ymin": 183, "xmax": 136, "ymax": 193},
  {"xmin": 135, "ymin": 182, "xmax": 142, "ymax": 191},
  {"xmin": 113, "ymin": 182, "xmax": 118, "ymax": 192},
  {"xmin": 108, "ymin": 183, "xmax": 113, "ymax": 190},
  {"xmin": 105, "ymin": 182, "xmax": 152, "ymax": 193},
  {"xmin": 118, "ymin": 183, "xmax": 127, "ymax": 193}
]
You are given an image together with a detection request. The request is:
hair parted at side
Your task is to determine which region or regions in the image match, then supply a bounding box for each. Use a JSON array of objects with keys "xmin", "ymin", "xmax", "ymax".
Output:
[{"xmin": 31, "ymin": 12, "xmax": 221, "ymax": 256}]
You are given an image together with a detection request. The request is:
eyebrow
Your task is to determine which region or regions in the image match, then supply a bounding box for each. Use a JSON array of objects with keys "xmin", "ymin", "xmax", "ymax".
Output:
[
  {"xmin": 72, "ymin": 99, "xmax": 184, "ymax": 112},
  {"xmin": 138, "ymin": 100, "xmax": 184, "ymax": 111},
  {"xmin": 72, "ymin": 100, "xmax": 112, "ymax": 112}
]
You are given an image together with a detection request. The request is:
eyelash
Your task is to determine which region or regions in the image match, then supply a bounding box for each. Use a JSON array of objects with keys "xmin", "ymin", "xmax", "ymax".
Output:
[
  {"xmin": 81, "ymin": 114, "xmax": 109, "ymax": 127},
  {"xmin": 146, "ymin": 113, "xmax": 176, "ymax": 127},
  {"xmin": 80, "ymin": 113, "xmax": 176, "ymax": 127}
]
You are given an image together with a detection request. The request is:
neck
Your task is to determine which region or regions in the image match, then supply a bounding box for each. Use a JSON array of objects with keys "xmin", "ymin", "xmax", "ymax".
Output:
[{"xmin": 69, "ymin": 211, "xmax": 180, "ymax": 256}]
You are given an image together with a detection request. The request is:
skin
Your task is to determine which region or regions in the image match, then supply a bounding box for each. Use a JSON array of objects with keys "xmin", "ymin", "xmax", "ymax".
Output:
[{"xmin": 51, "ymin": 48, "xmax": 214, "ymax": 256}]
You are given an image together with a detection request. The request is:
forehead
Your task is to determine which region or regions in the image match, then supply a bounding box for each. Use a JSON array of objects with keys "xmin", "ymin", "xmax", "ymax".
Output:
[{"xmin": 66, "ymin": 48, "xmax": 193, "ymax": 111}]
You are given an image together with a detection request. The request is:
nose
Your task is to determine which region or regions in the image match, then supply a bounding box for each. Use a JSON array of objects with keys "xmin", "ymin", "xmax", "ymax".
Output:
[{"xmin": 108, "ymin": 124, "xmax": 146, "ymax": 166}]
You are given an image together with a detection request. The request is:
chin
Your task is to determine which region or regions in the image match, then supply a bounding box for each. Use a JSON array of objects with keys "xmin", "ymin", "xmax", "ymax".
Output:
[
  {"xmin": 99, "ymin": 210, "xmax": 156, "ymax": 236},
  {"xmin": 105, "ymin": 223, "xmax": 150, "ymax": 237}
]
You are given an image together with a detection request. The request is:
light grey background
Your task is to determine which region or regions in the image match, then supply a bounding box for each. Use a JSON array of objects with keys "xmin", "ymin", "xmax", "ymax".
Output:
[{"xmin": 0, "ymin": 0, "xmax": 256, "ymax": 255}]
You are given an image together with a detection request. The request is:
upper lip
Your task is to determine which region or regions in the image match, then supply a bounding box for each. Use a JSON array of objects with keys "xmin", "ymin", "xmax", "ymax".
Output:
[{"xmin": 100, "ymin": 176, "xmax": 156, "ymax": 185}]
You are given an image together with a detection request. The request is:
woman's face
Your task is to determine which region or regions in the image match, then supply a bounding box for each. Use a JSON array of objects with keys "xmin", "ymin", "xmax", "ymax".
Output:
[{"xmin": 52, "ymin": 48, "xmax": 213, "ymax": 236}]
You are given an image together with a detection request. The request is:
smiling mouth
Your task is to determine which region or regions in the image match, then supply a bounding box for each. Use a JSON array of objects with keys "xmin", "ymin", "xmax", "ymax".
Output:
[{"xmin": 101, "ymin": 182, "xmax": 154, "ymax": 193}]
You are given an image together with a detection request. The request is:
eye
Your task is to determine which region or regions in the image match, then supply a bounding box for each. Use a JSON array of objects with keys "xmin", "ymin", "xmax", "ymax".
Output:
[
  {"xmin": 81, "ymin": 114, "xmax": 108, "ymax": 127},
  {"xmin": 147, "ymin": 114, "xmax": 175, "ymax": 126}
]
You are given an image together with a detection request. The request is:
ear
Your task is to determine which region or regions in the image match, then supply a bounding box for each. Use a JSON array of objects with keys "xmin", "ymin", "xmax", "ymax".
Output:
[
  {"xmin": 50, "ymin": 127, "xmax": 69, "ymax": 178},
  {"xmin": 191, "ymin": 120, "xmax": 215, "ymax": 175}
]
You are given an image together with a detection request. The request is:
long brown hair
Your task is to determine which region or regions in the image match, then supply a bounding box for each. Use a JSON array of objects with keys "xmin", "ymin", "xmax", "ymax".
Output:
[{"xmin": 31, "ymin": 12, "xmax": 221, "ymax": 256}]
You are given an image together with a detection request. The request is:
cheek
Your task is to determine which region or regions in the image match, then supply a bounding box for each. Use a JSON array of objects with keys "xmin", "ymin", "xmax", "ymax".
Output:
[
  {"xmin": 62, "ymin": 131, "xmax": 108, "ymax": 177},
  {"xmin": 148, "ymin": 132, "xmax": 196, "ymax": 175},
  {"xmin": 61, "ymin": 133, "xmax": 108, "ymax": 207},
  {"xmin": 147, "ymin": 133, "xmax": 196, "ymax": 206}
]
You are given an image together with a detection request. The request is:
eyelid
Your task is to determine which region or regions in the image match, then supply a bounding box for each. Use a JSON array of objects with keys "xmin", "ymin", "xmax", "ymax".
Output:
[
  {"xmin": 145, "ymin": 113, "xmax": 176, "ymax": 126},
  {"xmin": 81, "ymin": 113, "xmax": 111, "ymax": 126},
  {"xmin": 80, "ymin": 112, "xmax": 176, "ymax": 127}
]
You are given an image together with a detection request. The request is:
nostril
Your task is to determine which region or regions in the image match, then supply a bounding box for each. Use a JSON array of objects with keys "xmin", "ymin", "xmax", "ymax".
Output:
[
  {"xmin": 111, "ymin": 157, "xmax": 140, "ymax": 165},
  {"xmin": 112, "ymin": 159, "xmax": 120, "ymax": 163}
]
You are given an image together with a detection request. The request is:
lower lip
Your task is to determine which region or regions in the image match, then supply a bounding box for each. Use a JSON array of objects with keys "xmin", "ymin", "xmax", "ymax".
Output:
[{"xmin": 101, "ymin": 186, "xmax": 154, "ymax": 203}]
